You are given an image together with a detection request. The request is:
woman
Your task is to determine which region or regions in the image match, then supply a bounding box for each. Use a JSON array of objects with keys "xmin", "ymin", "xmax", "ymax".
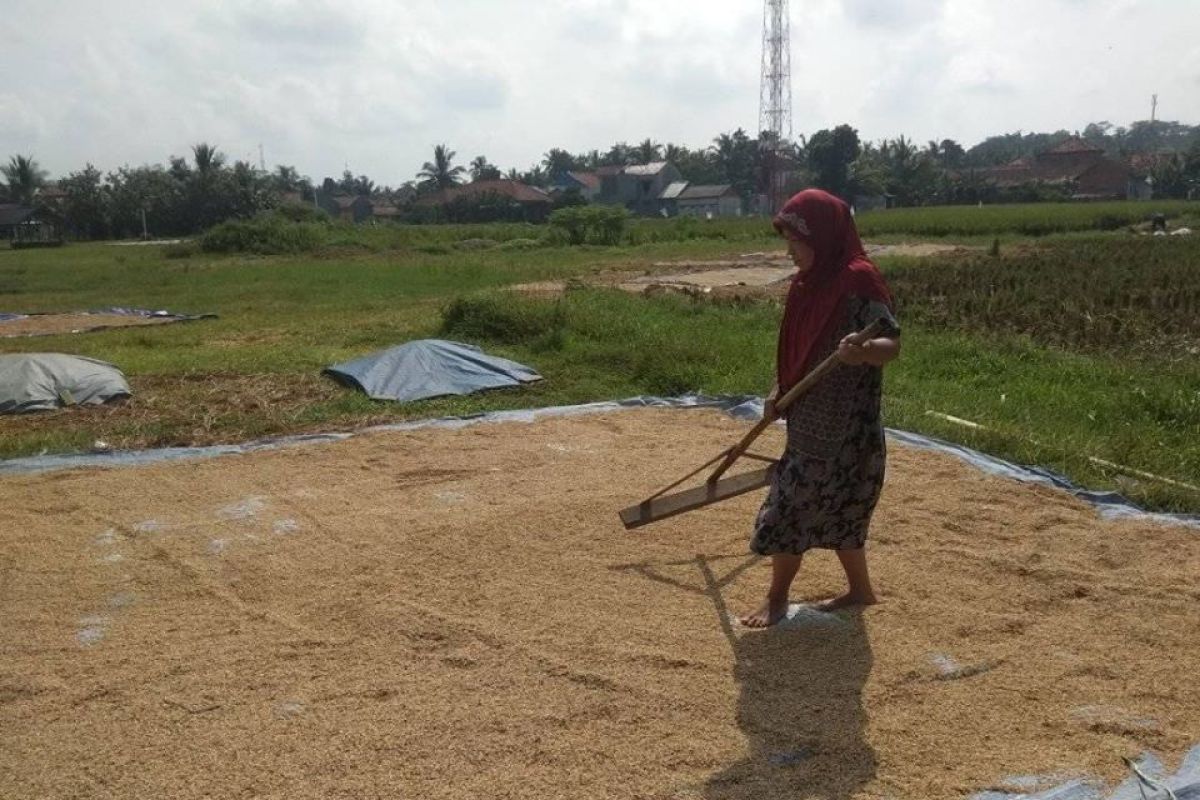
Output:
[{"xmin": 740, "ymin": 189, "xmax": 900, "ymax": 629}]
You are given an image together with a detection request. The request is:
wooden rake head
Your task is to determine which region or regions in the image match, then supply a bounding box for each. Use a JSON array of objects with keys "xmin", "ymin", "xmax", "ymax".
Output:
[{"xmin": 617, "ymin": 320, "xmax": 884, "ymax": 530}]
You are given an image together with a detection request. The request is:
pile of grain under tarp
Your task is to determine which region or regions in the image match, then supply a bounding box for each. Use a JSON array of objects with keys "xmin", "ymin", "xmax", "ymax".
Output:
[{"xmin": 1, "ymin": 409, "xmax": 1197, "ymax": 799}]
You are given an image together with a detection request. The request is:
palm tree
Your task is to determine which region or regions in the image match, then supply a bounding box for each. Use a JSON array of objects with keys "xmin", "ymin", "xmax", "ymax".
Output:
[
  {"xmin": 417, "ymin": 144, "xmax": 465, "ymax": 189},
  {"xmin": 541, "ymin": 149, "xmax": 577, "ymax": 180},
  {"xmin": 191, "ymin": 143, "xmax": 226, "ymax": 178},
  {"xmin": 604, "ymin": 142, "xmax": 633, "ymax": 167},
  {"xmin": 521, "ymin": 164, "xmax": 549, "ymax": 187},
  {"xmin": 2, "ymin": 155, "xmax": 48, "ymax": 205},
  {"xmin": 636, "ymin": 138, "xmax": 662, "ymax": 164},
  {"xmin": 470, "ymin": 156, "xmax": 501, "ymax": 182},
  {"xmin": 273, "ymin": 165, "xmax": 302, "ymax": 192}
]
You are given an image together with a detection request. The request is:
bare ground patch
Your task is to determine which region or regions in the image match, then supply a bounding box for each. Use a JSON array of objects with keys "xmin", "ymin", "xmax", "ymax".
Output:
[
  {"xmin": 2, "ymin": 408, "xmax": 1197, "ymax": 799},
  {"xmin": 510, "ymin": 243, "xmax": 974, "ymax": 302},
  {"xmin": 0, "ymin": 313, "xmax": 184, "ymax": 338}
]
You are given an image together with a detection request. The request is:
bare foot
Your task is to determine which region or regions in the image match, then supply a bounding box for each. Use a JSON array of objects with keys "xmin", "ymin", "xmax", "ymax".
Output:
[
  {"xmin": 739, "ymin": 596, "xmax": 790, "ymax": 628},
  {"xmin": 815, "ymin": 592, "xmax": 879, "ymax": 612}
]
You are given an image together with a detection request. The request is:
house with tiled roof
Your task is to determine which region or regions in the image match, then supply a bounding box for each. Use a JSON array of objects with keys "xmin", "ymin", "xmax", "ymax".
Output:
[
  {"xmin": 552, "ymin": 171, "xmax": 601, "ymax": 202},
  {"xmin": 982, "ymin": 136, "xmax": 1151, "ymax": 200},
  {"xmin": 414, "ymin": 179, "xmax": 553, "ymax": 222}
]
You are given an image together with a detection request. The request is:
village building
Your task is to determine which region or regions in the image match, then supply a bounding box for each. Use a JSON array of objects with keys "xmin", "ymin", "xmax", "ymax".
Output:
[
  {"xmin": 596, "ymin": 162, "xmax": 684, "ymax": 215},
  {"xmin": 674, "ymin": 184, "xmax": 743, "ymax": 218},
  {"xmin": 414, "ymin": 179, "xmax": 553, "ymax": 222},
  {"xmin": 0, "ymin": 204, "xmax": 62, "ymax": 246},
  {"xmin": 552, "ymin": 171, "xmax": 601, "ymax": 202},
  {"xmin": 983, "ymin": 137, "xmax": 1152, "ymax": 200}
]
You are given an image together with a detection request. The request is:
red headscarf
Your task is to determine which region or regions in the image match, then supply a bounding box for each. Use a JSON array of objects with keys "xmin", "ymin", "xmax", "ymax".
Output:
[{"xmin": 773, "ymin": 189, "xmax": 892, "ymax": 392}]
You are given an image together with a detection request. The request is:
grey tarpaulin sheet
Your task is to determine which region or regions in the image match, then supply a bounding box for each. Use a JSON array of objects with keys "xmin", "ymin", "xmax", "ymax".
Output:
[
  {"xmin": 971, "ymin": 744, "xmax": 1200, "ymax": 799},
  {"xmin": 323, "ymin": 339, "xmax": 542, "ymax": 402},
  {"xmin": 0, "ymin": 394, "xmax": 1196, "ymax": 530},
  {"xmin": 0, "ymin": 353, "xmax": 132, "ymax": 414},
  {"xmin": 0, "ymin": 307, "xmax": 217, "ymax": 338}
]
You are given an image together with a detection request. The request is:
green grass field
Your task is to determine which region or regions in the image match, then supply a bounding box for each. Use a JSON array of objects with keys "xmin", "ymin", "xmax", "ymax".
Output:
[{"xmin": 2, "ymin": 205, "xmax": 1198, "ymax": 514}]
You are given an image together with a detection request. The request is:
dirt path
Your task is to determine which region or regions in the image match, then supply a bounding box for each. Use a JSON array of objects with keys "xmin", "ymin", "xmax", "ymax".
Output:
[{"xmin": 511, "ymin": 243, "xmax": 972, "ymax": 301}]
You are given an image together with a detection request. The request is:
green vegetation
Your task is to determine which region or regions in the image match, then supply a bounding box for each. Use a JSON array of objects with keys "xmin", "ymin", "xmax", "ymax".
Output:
[
  {"xmin": 200, "ymin": 214, "xmax": 328, "ymax": 254},
  {"xmin": 856, "ymin": 200, "xmax": 1199, "ymax": 237},
  {"xmin": 549, "ymin": 205, "xmax": 629, "ymax": 245},
  {"xmin": 1, "ymin": 215, "xmax": 1197, "ymax": 515},
  {"xmin": 890, "ymin": 236, "xmax": 1200, "ymax": 355}
]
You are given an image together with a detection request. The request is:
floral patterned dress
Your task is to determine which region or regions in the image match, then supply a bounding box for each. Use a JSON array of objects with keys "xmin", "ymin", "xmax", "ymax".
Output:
[{"xmin": 750, "ymin": 296, "xmax": 900, "ymax": 556}]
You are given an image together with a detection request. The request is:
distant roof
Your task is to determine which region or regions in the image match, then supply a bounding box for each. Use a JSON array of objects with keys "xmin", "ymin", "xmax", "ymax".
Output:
[
  {"xmin": 566, "ymin": 171, "xmax": 600, "ymax": 190},
  {"xmin": 596, "ymin": 165, "xmax": 624, "ymax": 177},
  {"xmin": 678, "ymin": 184, "xmax": 735, "ymax": 201},
  {"xmin": 417, "ymin": 179, "xmax": 551, "ymax": 206},
  {"xmin": 659, "ymin": 181, "xmax": 689, "ymax": 200},
  {"xmin": 624, "ymin": 161, "xmax": 670, "ymax": 176},
  {"xmin": 372, "ymin": 206, "xmax": 401, "ymax": 217},
  {"xmin": 1043, "ymin": 136, "xmax": 1105, "ymax": 156}
]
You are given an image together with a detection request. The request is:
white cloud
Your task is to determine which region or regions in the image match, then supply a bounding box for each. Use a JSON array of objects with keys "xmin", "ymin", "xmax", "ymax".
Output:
[{"xmin": 0, "ymin": 0, "xmax": 1197, "ymax": 183}]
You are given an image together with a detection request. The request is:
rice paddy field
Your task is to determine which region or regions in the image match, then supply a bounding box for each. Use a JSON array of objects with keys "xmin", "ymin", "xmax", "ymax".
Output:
[{"xmin": 3, "ymin": 201, "xmax": 1200, "ymax": 799}]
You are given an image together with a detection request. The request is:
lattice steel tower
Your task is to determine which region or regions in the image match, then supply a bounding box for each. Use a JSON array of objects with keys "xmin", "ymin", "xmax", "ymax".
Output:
[{"xmin": 759, "ymin": 0, "xmax": 793, "ymax": 212}]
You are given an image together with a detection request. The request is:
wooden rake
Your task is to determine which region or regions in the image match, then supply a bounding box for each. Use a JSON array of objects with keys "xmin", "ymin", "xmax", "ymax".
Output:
[{"xmin": 618, "ymin": 320, "xmax": 883, "ymax": 530}]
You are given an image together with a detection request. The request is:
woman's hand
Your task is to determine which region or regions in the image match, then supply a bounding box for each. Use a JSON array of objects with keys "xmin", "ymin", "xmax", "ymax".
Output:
[
  {"xmin": 763, "ymin": 385, "xmax": 780, "ymax": 421},
  {"xmin": 836, "ymin": 334, "xmax": 869, "ymax": 365},
  {"xmin": 838, "ymin": 335, "xmax": 900, "ymax": 366}
]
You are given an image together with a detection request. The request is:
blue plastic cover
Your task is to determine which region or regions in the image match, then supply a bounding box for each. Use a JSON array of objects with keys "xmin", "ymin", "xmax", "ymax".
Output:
[{"xmin": 323, "ymin": 339, "xmax": 542, "ymax": 402}]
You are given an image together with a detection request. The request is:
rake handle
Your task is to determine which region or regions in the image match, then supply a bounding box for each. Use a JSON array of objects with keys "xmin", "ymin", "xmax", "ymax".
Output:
[{"xmin": 707, "ymin": 320, "xmax": 884, "ymax": 484}]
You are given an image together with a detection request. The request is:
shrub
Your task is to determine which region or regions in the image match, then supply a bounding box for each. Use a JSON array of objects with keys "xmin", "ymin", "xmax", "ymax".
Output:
[
  {"xmin": 453, "ymin": 238, "xmax": 498, "ymax": 251},
  {"xmin": 272, "ymin": 204, "xmax": 330, "ymax": 224},
  {"xmin": 162, "ymin": 241, "xmax": 198, "ymax": 259},
  {"xmin": 414, "ymin": 243, "xmax": 451, "ymax": 255},
  {"xmin": 496, "ymin": 237, "xmax": 545, "ymax": 251},
  {"xmin": 441, "ymin": 295, "xmax": 566, "ymax": 344},
  {"xmin": 549, "ymin": 205, "xmax": 629, "ymax": 245},
  {"xmin": 200, "ymin": 214, "xmax": 327, "ymax": 254}
]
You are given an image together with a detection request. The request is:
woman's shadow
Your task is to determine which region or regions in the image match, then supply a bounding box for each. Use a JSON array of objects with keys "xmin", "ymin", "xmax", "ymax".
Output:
[{"xmin": 703, "ymin": 606, "xmax": 876, "ymax": 800}]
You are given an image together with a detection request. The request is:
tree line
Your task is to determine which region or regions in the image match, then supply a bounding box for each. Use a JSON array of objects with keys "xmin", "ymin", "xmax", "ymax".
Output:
[{"xmin": 3, "ymin": 119, "xmax": 1199, "ymax": 239}]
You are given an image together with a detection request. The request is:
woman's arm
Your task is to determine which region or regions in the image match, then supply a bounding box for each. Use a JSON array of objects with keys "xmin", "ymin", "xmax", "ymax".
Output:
[{"xmin": 836, "ymin": 335, "xmax": 900, "ymax": 367}]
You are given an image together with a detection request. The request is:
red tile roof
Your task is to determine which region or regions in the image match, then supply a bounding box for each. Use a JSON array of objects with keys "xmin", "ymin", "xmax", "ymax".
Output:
[
  {"xmin": 1044, "ymin": 136, "xmax": 1105, "ymax": 156},
  {"xmin": 417, "ymin": 179, "xmax": 551, "ymax": 206},
  {"xmin": 567, "ymin": 171, "xmax": 600, "ymax": 190}
]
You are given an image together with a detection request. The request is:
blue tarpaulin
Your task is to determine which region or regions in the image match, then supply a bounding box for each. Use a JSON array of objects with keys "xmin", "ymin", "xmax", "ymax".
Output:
[{"xmin": 323, "ymin": 339, "xmax": 542, "ymax": 402}]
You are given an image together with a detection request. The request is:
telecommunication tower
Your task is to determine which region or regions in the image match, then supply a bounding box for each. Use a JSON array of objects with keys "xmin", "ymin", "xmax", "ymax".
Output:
[{"xmin": 759, "ymin": 0, "xmax": 793, "ymax": 213}]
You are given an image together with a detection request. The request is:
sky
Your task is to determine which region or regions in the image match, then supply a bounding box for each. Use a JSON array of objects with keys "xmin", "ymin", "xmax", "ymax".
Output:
[{"xmin": 2, "ymin": 0, "xmax": 1199, "ymax": 184}]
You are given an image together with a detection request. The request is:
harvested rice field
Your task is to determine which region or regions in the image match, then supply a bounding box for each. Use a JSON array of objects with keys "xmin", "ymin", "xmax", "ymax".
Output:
[
  {"xmin": 0, "ymin": 312, "xmax": 182, "ymax": 338},
  {"xmin": 2, "ymin": 408, "xmax": 1197, "ymax": 799}
]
